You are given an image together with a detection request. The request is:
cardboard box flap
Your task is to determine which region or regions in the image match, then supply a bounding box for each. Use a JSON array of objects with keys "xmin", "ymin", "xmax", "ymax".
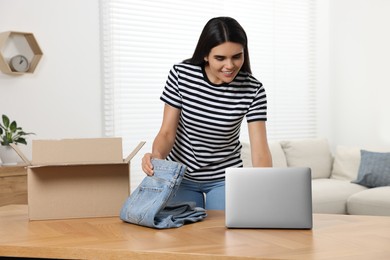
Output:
[
  {"xmin": 10, "ymin": 143, "xmax": 32, "ymax": 166},
  {"xmin": 32, "ymin": 138, "xmax": 123, "ymax": 165},
  {"xmin": 124, "ymin": 141, "xmax": 146, "ymax": 163}
]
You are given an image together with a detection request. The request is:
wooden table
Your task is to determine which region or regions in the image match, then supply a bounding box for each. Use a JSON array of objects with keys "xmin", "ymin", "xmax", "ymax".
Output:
[{"xmin": 0, "ymin": 205, "xmax": 390, "ymax": 260}]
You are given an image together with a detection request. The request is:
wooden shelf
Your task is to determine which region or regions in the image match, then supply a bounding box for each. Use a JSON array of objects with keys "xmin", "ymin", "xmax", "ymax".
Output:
[
  {"xmin": 0, "ymin": 164, "xmax": 27, "ymax": 206},
  {"xmin": 0, "ymin": 31, "xmax": 43, "ymax": 75}
]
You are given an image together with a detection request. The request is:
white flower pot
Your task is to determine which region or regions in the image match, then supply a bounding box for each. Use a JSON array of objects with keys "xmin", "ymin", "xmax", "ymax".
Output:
[{"xmin": 0, "ymin": 145, "xmax": 23, "ymax": 165}]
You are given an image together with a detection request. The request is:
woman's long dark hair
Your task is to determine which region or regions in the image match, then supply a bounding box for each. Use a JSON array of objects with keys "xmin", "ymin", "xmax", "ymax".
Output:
[{"xmin": 184, "ymin": 17, "xmax": 251, "ymax": 74}]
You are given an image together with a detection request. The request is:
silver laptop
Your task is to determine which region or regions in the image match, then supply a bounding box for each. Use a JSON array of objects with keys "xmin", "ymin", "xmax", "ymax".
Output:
[{"xmin": 225, "ymin": 167, "xmax": 312, "ymax": 229}]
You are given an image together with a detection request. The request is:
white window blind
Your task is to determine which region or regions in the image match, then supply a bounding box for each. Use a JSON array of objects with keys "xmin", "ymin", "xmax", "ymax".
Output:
[{"xmin": 100, "ymin": 0, "xmax": 317, "ymax": 190}]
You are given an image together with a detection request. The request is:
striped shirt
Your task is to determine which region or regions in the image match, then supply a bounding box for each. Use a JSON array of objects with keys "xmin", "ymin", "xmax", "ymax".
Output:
[{"xmin": 160, "ymin": 63, "xmax": 267, "ymax": 182}]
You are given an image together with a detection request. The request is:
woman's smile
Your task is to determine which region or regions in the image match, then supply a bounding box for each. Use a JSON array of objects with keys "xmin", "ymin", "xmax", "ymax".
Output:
[{"xmin": 204, "ymin": 42, "xmax": 244, "ymax": 84}]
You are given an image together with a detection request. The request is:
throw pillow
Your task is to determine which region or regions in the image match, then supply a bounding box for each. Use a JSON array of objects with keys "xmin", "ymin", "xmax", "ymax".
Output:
[
  {"xmin": 240, "ymin": 142, "xmax": 252, "ymax": 167},
  {"xmin": 352, "ymin": 150, "xmax": 390, "ymax": 188},
  {"xmin": 240, "ymin": 141, "xmax": 288, "ymax": 167},
  {"xmin": 331, "ymin": 146, "xmax": 361, "ymax": 181},
  {"xmin": 280, "ymin": 138, "xmax": 333, "ymax": 179},
  {"xmin": 269, "ymin": 141, "xmax": 288, "ymax": 168}
]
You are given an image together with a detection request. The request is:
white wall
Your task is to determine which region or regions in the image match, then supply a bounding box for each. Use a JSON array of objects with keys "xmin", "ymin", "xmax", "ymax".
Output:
[
  {"xmin": 0, "ymin": 0, "xmax": 102, "ymax": 158},
  {"xmin": 1, "ymin": 0, "xmax": 389, "ymax": 160},
  {"xmin": 329, "ymin": 0, "xmax": 390, "ymax": 149},
  {"xmin": 316, "ymin": 0, "xmax": 331, "ymax": 143}
]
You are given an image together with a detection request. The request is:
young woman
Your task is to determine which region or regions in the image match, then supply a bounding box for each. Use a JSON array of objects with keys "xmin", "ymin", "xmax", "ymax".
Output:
[{"xmin": 142, "ymin": 16, "xmax": 272, "ymax": 210}]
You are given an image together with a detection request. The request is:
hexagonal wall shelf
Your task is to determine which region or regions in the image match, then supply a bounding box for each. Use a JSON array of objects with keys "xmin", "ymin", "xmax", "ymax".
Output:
[{"xmin": 0, "ymin": 31, "xmax": 43, "ymax": 75}]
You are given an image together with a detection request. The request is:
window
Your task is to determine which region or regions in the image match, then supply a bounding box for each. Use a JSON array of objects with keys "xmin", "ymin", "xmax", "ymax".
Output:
[{"xmin": 100, "ymin": 0, "xmax": 317, "ymax": 190}]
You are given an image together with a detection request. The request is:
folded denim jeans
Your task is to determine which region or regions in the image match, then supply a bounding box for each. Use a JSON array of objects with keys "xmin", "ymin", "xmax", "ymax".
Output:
[{"xmin": 120, "ymin": 159, "xmax": 207, "ymax": 229}]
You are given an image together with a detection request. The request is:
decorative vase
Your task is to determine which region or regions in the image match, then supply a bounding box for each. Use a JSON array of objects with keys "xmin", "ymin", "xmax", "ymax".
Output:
[{"xmin": 0, "ymin": 145, "xmax": 23, "ymax": 165}]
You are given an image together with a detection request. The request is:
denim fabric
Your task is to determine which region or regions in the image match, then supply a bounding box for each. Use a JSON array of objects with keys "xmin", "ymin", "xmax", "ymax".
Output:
[
  {"xmin": 169, "ymin": 178, "xmax": 226, "ymax": 210},
  {"xmin": 120, "ymin": 159, "xmax": 207, "ymax": 229}
]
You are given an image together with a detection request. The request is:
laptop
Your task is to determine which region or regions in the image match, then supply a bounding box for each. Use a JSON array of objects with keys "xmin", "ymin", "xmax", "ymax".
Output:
[{"xmin": 225, "ymin": 167, "xmax": 312, "ymax": 229}]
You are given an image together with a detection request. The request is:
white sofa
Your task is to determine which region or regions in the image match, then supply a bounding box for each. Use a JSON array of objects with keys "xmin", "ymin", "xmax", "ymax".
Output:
[{"xmin": 241, "ymin": 138, "xmax": 390, "ymax": 216}]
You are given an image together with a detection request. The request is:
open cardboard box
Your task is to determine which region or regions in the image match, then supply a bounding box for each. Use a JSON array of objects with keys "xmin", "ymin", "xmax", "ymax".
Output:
[{"xmin": 11, "ymin": 138, "xmax": 145, "ymax": 220}]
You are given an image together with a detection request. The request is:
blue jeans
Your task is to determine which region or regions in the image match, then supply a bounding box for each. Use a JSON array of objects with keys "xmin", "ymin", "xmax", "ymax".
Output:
[
  {"xmin": 120, "ymin": 159, "xmax": 207, "ymax": 229},
  {"xmin": 168, "ymin": 178, "xmax": 226, "ymax": 210}
]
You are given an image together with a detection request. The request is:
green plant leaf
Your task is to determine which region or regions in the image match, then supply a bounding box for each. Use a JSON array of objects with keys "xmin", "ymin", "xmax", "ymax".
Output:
[
  {"xmin": 0, "ymin": 114, "xmax": 33, "ymax": 146},
  {"xmin": 16, "ymin": 138, "xmax": 27, "ymax": 145},
  {"xmin": 10, "ymin": 121, "xmax": 17, "ymax": 132},
  {"xmin": 19, "ymin": 131, "xmax": 35, "ymax": 136},
  {"xmin": 2, "ymin": 114, "xmax": 10, "ymax": 128}
]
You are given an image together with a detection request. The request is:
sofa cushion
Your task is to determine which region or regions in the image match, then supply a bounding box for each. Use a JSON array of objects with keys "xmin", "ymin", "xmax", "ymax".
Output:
[
  {"xmin": 240, "ymin": 142, "xmax": 252, "ymax": 167},
  {"xmin": 347, "ymin": 187, "xmax": 390, "ymax": 216},
  {"xmin": 240, "ymin": 141, "xmax": 287, "ymax": 167},
  {"xmin": 269, "ymin": 141, "xmax": 288, "ymax": 167},
  {"xmin": 331, "ymin": 146, "xmax": 361, "ymax": 181},
  {"xmin": 352, "ymin": 150, "xmax": 390, "ymax": 188},
  {"xmin": 312, "ymin": 179, "xmax": 367, "ymax": 214},
  {"xmin": 280, "ymin": 138, "xmax": 333, "ymax": 179}
]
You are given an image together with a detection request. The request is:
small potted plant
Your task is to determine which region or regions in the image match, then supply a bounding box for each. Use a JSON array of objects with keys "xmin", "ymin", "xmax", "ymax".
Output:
[{"xmin": 0, "ymin": 114, "xmax": 34, "ymax": 165}]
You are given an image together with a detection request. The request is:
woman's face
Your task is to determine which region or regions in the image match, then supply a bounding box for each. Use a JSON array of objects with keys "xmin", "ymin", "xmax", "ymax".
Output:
[{"xmin": 204, "ymin": 41, "xmax": 244, "ymax": 84}]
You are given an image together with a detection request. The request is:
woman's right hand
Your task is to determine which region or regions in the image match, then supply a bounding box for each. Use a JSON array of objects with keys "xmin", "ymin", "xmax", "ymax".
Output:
[{"xmin": 142, "ymin": 153, "xmax": 154, "ymax": 176}]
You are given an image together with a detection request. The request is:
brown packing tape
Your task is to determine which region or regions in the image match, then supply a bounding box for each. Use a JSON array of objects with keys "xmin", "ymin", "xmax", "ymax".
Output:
[{"xmin": 9, "ymin": 143, "xmax": 32, "ymax": 165}]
